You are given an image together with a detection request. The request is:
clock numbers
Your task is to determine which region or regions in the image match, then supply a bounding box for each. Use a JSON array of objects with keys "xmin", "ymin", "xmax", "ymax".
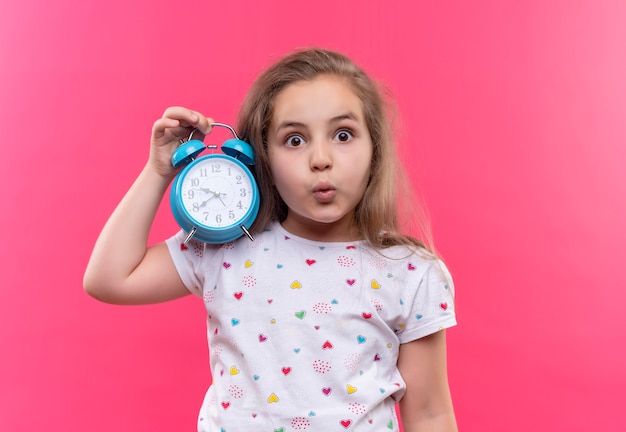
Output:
[{"xmin": 180, "ymin": 157, "xmax": 254, "ymax": 229}]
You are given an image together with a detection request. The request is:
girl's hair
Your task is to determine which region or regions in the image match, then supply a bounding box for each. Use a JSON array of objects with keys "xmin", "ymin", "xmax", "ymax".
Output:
[{"xmin": 237, "ymin": 47, "xmax": 435, "ymax": 254}]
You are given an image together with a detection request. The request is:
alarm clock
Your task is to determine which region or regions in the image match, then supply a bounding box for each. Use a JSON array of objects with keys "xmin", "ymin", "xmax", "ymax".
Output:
[{"xmin": 170, "ymin": 123, "xmax": 260, "ymax": 245}]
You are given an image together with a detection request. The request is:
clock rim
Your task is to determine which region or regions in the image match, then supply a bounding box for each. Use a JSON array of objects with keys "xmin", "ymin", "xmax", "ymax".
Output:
[{"xmin": 170, "ymin": 153, "xmax": 260, "ymax": 244}]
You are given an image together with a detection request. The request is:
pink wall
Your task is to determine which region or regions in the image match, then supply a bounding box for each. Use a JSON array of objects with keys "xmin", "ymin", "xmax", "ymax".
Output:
[{"xmin": 1, "ymin": 1, "xmax": 625, "ymax": 430}]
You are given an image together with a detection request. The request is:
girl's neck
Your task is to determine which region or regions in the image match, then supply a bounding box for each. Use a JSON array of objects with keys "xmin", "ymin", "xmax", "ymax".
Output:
[{"xmin": 280, "ymin": 214, "xmax": 363, "ymax": 243}]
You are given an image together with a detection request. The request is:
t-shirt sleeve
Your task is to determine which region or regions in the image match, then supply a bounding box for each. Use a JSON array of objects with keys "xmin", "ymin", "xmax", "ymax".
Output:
[
  {"xmin": 396, "ymin": 259, "xmax": 457, "ymax": 343},
  {"xmin": 165, "ymin": 231, "xmax": 208, "ymax": 298}
]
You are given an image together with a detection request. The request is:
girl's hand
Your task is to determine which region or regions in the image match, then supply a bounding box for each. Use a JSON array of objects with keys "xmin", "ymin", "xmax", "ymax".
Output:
[{"xmin": 149, "ymin": 106, "xmax": 214, "ymax": 178}]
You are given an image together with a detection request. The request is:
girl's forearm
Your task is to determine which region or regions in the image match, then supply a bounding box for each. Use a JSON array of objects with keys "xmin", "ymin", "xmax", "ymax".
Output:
[{"xmin": 401, "ymin": 411, "xmax": 458, "ymax": 432}]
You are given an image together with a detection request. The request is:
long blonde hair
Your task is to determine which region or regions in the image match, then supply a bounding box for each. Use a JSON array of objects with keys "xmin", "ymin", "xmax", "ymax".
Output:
[{"xmin": 237, "ymin": 48, "xmax": 435, "ymax": 254}]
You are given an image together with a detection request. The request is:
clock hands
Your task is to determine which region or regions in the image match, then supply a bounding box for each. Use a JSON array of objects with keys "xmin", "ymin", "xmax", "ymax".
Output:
[
  {"xmin": 197, "ymin": 197, "xmax": 213, "ymax": 209},
  {"xmin": 193, "ymin": 187, "xmax": 227, "ymax": 208},
  {"xmin": 215, "ymin": 193, "xmax": 227, "ymax": 207},
  {"xmin": 193, "ymin": 186, "xmax": 218, "ymax": 195}
]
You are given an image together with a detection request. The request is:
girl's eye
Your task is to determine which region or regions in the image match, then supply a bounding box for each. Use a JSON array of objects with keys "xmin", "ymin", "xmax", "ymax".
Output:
[
  {"xmin": 286, "ymin": 135, "xmax": 304, "ymax": 147},
  {"xmin": 334, "ymin": 129, "xmax": 354, "ymax": 142}
]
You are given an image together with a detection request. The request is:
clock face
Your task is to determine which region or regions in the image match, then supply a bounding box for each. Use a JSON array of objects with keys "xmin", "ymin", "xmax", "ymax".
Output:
[{"xmin": 179, "ymin": 156, "xmax": 255, "ymax": 229}]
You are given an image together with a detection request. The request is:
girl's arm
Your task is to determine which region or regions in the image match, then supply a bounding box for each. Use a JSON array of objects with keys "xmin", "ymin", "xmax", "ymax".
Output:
[
  {"xmin": 397, "ymin": 330, "xmax": 458, "ymax": 432},
  {"xmin": 83, "ymin": 107, "xmax": 213, "ymax": 305}
]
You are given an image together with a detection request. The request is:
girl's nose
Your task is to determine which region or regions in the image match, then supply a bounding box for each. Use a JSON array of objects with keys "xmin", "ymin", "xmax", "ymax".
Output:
[{"xmin": 310, "ymin": 140, "xmax": 332, "ymax": 171}]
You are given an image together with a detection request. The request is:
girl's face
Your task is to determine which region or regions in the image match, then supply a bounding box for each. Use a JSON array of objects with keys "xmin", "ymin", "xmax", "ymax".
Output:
[{"xmin": 267, "ymin": 75, "xmax": 373, "ymax": 241}]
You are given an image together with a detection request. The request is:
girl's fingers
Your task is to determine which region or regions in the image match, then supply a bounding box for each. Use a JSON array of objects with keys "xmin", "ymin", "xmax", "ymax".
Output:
[
  {"xmin": 152, "ymin": 117, "xmax": 180, "ymax": 139},
  {"xmin": 156, "ymin": 107, "xmax": 214, "ymax": 139},
  {"xmin": 161, "ymin": 107, "xmax": 199, "ymax": 129}
]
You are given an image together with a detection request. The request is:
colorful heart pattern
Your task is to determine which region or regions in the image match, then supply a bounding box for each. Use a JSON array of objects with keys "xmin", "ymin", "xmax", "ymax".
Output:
[{"xmin": 183, "ymin": 224, "xmax": 454, "ymax": 431}]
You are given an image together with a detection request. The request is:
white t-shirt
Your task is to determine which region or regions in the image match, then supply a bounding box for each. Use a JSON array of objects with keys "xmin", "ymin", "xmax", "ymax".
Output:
[{"xmin": 166, "ymin": 222, "xmax": 456, "ymax": 432}]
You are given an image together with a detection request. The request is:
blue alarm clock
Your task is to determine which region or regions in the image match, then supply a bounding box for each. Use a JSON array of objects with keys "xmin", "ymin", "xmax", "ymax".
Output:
[{"xmin": 170, "ymin": 123, "xmax": 260, "ymax": 245}]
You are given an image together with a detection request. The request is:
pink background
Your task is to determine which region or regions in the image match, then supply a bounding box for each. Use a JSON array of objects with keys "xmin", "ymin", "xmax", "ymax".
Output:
[{"xmin": 1, "ymin": 1, "xmax": 625, "ymax": 430}]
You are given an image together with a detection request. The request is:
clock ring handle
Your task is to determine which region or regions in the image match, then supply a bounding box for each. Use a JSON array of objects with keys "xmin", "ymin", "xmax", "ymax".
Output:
[
  {"xmin": 186, "ymin": 127, "xmax": 201, "ymax": 142},
  {"xmin": 209, "ymin": 122, "xmax": 241, "ymax": 140},
  {"xmin": 184, "ymin": 123, "xmax": 240, "ymax": 143}
]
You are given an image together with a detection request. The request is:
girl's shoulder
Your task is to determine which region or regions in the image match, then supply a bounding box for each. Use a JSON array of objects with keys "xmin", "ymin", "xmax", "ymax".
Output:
[
  {"xmin": 364, "ymin": 243, "xmax": 453, "ymax": 289},
  {"xmin": 366, "ymin": 242, "xmax": 439, "ymax": 268}
]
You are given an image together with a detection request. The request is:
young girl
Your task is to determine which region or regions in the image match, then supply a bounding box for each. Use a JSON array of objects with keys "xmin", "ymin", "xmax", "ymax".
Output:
[{"xmin": 84, "ymin": 48, "xmax": 458, "ymax": 431}]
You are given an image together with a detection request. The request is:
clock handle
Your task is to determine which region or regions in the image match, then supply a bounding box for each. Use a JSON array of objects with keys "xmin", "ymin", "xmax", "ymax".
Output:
[{"xmin": 210, "ymin": 122, "xmax": 241, "ymax": 140}]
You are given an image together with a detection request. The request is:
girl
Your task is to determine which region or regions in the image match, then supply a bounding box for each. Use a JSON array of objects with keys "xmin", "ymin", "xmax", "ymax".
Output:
[{"xmin": 84, "ymin": 48, "xmax": 458, "ymax": 431}]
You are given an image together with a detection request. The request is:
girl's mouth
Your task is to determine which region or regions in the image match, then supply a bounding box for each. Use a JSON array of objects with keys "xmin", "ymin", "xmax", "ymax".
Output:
[{"xmin": 313, "ymin": 183, "xmax": 336, "ymax": 203}]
